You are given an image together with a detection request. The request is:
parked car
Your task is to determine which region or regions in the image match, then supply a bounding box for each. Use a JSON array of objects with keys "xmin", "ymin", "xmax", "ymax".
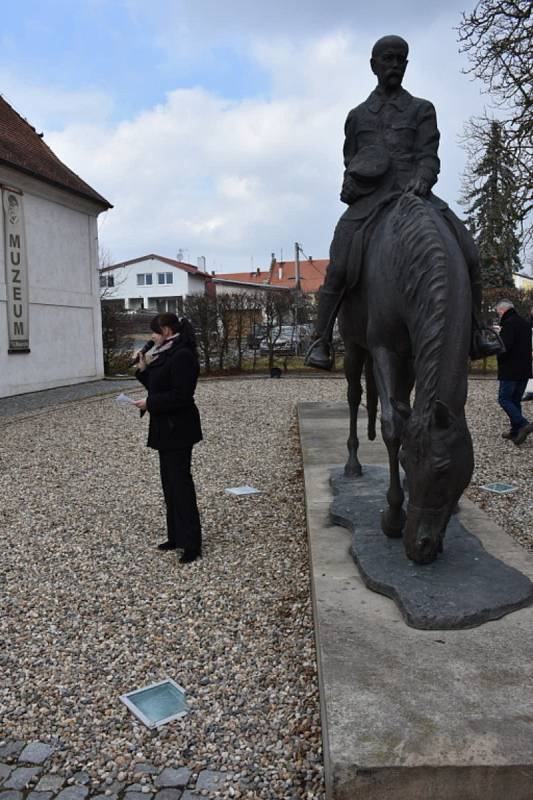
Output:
[{"xmin": 259, "ymin": 324, "xmax": 312, "ymax": 355}]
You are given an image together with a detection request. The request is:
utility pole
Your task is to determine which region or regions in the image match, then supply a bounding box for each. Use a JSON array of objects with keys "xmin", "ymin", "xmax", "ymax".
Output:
[{"xmin": 294, "ymin": 242, "xmax": 301, "ymax": 351}]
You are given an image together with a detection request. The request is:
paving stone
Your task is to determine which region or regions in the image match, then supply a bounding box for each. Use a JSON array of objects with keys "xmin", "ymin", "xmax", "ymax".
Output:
[
  {"xmin": 153, "ymin": 790, "xmax": 182, "ymax": 800},
  {"xmin": 0, "ymin": 745, "xmax": 25, "ymax": 761},
  {"xmin": 55, "ymin": 787, "xmax": 89, "ymax": 800},
  {"xmin": 154, "ymin": 770, "xmax": 190, "ymax": 789},
  {"xmin": 27, "ymin": 792, "xmax": 53, "ymax": 800},
  {"xmin": 134, "ymin": 765, "xmax": 159, "ymax": 776},
  {"xmin": 35, "ymin": 775, "xmax": 65, "ymax": 793},
  {"xmin": 107, "ymin": 782, "xmax": 125, "ymax": 794},
  {"xmin": 195, "ymin": 772, "xmax": 231, "ymax": 793},
  {"xmin": 70, "ymin": 773, "xmax": 90, "ymax": 786},
  {"xmin": 0, "ymin": 765, "xmax": 13, "ymax": 782},
  {"xmin": 0, "ymin": 791, "xmax": 23, "ymax": 800},
  {"xmin": 178, "ymin": 793, "xmax": 199, "ymax": 800},
  {"xmin": 124, "ymin": 785, "xmax": 143, "ymax": 792},
  {"xmin": 4, "ymin": 768, "xmax": 42, "ymax": 790},
  {"xmin": 92, "ymin": 795, "xmax": 113, "ymax": 800},
  {"xmin": 124, "ymin": 793, "xmax": 152, "ymax": 800},
  {"xmin": 18, "ymin": 744, "xmax": 54, "ymax": 766}
]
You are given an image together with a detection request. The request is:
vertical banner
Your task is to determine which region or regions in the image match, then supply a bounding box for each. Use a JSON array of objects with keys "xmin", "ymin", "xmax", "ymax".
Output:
[{"xmin": 3, "ymin": 188, "xmax": 30, "ymax": 353}]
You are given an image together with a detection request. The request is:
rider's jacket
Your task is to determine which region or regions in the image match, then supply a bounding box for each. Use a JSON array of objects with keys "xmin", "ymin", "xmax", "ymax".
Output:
[{"xmin": 341, "ymin": 87, "xmax": 441, "ymax": 221}]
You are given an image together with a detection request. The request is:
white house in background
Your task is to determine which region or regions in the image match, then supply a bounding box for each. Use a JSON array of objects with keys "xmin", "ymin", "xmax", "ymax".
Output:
[
  {"xmin": 100, "ymin": 254, "xmax": 211, "ymax": 313},
  {"xmin": 513, "ymin": 272, "xmax": 533, "ymax": 292},
  {"xmin": 0, "ymin": 96, "xmax": 112, "ymax": 398}
]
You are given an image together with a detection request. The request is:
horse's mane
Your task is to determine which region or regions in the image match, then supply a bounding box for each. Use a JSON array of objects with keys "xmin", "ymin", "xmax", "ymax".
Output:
[{"xmin": 391, "ymin": 194, "xmax": 448, "ymax": 445}]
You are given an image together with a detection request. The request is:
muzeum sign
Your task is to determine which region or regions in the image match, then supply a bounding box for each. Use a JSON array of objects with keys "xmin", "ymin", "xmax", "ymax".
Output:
[{"xmin": 2, "ymin": 187, "xmax": 29, "ymax": 353}]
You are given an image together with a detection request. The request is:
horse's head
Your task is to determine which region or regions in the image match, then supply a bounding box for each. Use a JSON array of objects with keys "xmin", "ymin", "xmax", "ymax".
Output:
[{"xmin": 393, "ymin": 399, "xmax": 474, "ymax": 564}]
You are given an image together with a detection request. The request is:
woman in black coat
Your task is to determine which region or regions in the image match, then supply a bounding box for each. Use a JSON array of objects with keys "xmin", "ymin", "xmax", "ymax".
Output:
[{"xmin": 134, "ymin": 313, "xmax": 203, "ymax": 563}]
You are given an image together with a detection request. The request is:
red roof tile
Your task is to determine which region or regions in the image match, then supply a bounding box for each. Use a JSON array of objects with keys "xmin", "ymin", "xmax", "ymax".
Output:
[
  {"xmin": 219, "ymin": 258, "xmax": 328, "ymax": 293},
  {"xmin": 0, "ymin": 95, "xmax": 112, "ymax": 208}
]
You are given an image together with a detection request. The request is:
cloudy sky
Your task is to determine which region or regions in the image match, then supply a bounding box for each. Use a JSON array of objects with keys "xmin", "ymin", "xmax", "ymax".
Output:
[{"xmin": 1, "ymin": 0, "xmax": 489, "ymax": 272}]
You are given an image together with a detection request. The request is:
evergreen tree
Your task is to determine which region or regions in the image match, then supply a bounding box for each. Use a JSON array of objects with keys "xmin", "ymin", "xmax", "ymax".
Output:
[{"xmin": 461, "ymin": 119, "xmax": 522, "ymax": 288}]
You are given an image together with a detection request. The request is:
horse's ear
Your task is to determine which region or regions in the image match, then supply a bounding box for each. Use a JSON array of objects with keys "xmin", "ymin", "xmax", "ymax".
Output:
[
  {"xmin": 435, "ymin": 400, "xmax": 451, "ymax": 429},
  {"xmin": 391, "ymin": 399, "xmax": 411, "ymax": 420}
]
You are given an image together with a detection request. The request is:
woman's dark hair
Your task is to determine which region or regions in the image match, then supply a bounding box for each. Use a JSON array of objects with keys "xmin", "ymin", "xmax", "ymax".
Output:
[{"xmin": 150, "ymin": 313, "xmax": 197, "ymax": 354}]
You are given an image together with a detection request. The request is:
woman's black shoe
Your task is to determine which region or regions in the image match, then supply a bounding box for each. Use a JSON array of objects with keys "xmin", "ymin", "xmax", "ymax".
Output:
[
  {"xmin": 179, "ymin": 550, "xmax": 201, "ymax": 564},
  {"xmin": 157, "ymin": 541, "xmax": 177, "ymax": 551}
]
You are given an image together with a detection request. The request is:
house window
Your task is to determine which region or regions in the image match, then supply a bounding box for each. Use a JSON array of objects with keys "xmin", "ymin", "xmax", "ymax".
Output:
[
  {"xmin": 107, "ymin": 275, "xmax": 114, "ymax": 287},
  {"xmin": 157, "ymin": 272, "xmax": 174, "ymax": 285},
  {"xmin": 166, "ymin": 272, "xmax": 173, "ymax": 284},
  {"xmin": 100, "ymin": 275, "xmax": 115, "ymax": 288},
  {"xmin": 100, "ymin": 275, "xmax": 107, "ymax": 288},
  {"xmin": 137, "ymin": 273, "xmax": 153, "ymax": 286}
]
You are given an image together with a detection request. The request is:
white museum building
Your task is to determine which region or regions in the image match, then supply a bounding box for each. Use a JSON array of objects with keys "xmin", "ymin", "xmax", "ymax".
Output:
[
  {"xmin": 100, "ymin": 254, "xmax": 211, "ymax": 313},
  {"xmin": 0, "ymin": 95, "xmax": 111, "ymax": 398}
]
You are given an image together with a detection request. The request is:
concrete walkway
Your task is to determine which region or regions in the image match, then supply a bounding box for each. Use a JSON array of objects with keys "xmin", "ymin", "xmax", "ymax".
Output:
[{"xmin": 0, "ymin": 380, "xmax": 138, "ymax": 418}]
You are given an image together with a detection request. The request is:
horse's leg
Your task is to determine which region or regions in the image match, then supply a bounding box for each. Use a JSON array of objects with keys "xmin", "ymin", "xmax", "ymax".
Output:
[
  {"xmin": 364, "ymin": 354, "xmax": 377, "ymax": 441},
  {"xmin": 344, "ymin": 343, "xmax": 366, "ymax": 477},
  {"xmin": 372, "ymin": 347, "xmax": 409, "ymax": 538}
]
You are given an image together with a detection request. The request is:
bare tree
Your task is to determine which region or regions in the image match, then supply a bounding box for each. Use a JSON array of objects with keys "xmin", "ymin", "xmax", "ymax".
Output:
[
  {"xmin": 457, "ymin": 0, "xmax": 532, "ymax": 240},
  {"xmin": 183, "ymin": 294, "xmax": 218, "ymax": 373}
]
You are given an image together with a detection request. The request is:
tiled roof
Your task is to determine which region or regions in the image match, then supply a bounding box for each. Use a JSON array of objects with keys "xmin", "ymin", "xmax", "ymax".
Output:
[
  {"xmin": 219, "ymin": 258, "xmax": 328, "ymax": 293},
  {"xmin": 0, "ymin": 95, "xmax": 112, "ymax": 208},
  {"xmin": 103, "ymin": 254, "xmax": 211, "ymax": 279}
]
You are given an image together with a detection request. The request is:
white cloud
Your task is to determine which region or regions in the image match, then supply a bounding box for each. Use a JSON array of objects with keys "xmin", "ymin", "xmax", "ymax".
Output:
[
  {"xmin": 0, "ymin": 73, "xmax": 114, "ymax": 131},
  {"xmin": 44, "ymin": 22, "xmax": 486, "ymax": 272}
]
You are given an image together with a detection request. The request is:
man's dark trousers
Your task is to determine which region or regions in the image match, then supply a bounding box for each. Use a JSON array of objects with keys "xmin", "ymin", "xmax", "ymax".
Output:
[
  {"xmin": 159, "ymin": 447, "xmax": 202, "ymax": 552},
  {"xmin": 498, "ymin": 380, "xmax": 529, "ymax": 436}
]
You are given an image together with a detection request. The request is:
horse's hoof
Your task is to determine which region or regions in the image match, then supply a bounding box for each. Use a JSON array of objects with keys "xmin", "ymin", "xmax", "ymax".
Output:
[
  {"xmin": 381, "ymin": 508, "xmax": 405, "ymax": 539},
  {"xmin": 344, "ymin": 461, "xmax": 362, "ymax": 478},
  {"xmin": 404, "ymin": 534, "xmax": 439, "ymax": 564},
  {"xmin": 368, "ymin": 426, "xmax": 376, "ymax": 441}
]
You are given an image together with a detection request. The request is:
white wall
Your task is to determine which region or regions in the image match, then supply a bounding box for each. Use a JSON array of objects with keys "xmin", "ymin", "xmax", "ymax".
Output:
[
  {"xmin": 0, "ymin": 166, "xmax": 106, "ymax": 397},
  {"xmin": 104, "ymin": 257, "xmax": 206, "ymax": 309}
]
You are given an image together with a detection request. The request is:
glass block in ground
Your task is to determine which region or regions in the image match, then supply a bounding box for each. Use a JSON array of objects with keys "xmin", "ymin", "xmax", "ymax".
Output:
[
  {"xmin": 225, "ymin": 486, "xmax": 261, "ymax": 496},
  {"xmin": 120, "ymin": 679, "xmax": 188, "ymax": 727},
  {"xmin": 480, "ymin": 483, "xmax": 518, "ymax": 494}
]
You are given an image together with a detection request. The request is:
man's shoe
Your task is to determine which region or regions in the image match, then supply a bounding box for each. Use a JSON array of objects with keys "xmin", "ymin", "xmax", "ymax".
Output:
[
  {"xmin": 514, "ymin": 422, "xmax": 533, "ymax": 445},
  {"xmin": 179, "ymin": 550, "xmax": 201, "ymax": 564},
  {"xmin": 304, "ymin": 338, "xmax": 334, "ymax": 371},
  {"xmin": 157, "ymin": 541, "xmax": 177, "ymax": 551},
  {"xmin": 501, "ymin": 431, "xmax": 515, "ymax": 440}
]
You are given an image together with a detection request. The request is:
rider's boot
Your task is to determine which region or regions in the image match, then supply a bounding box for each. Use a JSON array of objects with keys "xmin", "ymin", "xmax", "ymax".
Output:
[
  {"xmin": 304, "ymin": 289, "xmax": 344, "ymax": 370},
  {"xmin": 468, "ymin": 260, "xmax": 504, "ymax": 359}
]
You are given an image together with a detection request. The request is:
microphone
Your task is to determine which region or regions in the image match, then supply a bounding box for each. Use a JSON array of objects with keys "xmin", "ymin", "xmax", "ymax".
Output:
[{"xmin": 129, "ymin": 340, "xmax": 154, "ymax": 367}]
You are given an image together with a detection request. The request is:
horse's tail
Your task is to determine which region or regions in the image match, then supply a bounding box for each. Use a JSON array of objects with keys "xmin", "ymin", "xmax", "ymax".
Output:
[{"xmin": 365, "ymin": 353, "xmax": 378, "ymax": 441}]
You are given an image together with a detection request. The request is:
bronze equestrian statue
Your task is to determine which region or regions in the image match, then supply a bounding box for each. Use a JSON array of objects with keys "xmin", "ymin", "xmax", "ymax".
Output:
[
  {"xmin": 307, "ymin": 35, "xmax": 495, "ymax": 565},
  {"xmin": 306, "ymin": 34, "xmax": 493, "ymax": 371}
]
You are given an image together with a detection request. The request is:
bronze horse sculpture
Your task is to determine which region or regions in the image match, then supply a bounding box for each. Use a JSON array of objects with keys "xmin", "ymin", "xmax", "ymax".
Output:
[{"xmin": 339, "ymin": 192, "xmax": 474, "ymax": 565}]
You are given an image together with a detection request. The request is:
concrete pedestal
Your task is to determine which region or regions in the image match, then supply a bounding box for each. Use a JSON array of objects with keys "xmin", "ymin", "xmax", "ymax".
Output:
[{"xmin": 298, "ymin": 401, "xmax": 533, "ymax": 800}]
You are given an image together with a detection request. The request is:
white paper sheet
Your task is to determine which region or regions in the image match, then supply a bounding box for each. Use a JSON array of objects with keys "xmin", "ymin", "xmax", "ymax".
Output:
[{"xmin": 116, "ymin": 392, "xmax": 137, "ymax": 405}]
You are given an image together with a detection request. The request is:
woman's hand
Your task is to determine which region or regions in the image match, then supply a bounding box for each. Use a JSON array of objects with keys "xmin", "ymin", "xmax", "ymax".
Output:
[
  {"xmin": 134, "ymin": 398, "xmax": 147, "ymax": 411},
  {"xmin": 135, "ymin": 351, "xmax": 147, "ymax": 371}
]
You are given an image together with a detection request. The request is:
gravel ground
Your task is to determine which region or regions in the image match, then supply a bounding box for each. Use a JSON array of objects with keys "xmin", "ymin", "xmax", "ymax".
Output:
[{"xmin": 0, "ymin": 376, "xmax": 531, "ymax": 800}]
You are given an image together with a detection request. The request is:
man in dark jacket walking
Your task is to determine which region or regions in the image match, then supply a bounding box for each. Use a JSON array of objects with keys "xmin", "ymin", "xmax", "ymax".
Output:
[{"xmin": 495, "ymin": 299, "xmax": 533, "ymax": 445}]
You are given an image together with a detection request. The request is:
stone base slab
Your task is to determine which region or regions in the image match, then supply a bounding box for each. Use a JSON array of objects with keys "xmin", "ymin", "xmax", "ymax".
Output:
[{"xmin": 298, "ymin": 401, "xmax": 533, "ymax": 800}]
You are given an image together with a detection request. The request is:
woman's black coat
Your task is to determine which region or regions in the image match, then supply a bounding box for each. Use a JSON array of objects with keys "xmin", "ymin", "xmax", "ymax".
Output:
[
  {"xmin": 135, "ymin": 338, "xmax": 202, "ymax": 451},
  {"xmin": 497, "ymin": 308, "xmax": 533, "ymax": 381}
]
